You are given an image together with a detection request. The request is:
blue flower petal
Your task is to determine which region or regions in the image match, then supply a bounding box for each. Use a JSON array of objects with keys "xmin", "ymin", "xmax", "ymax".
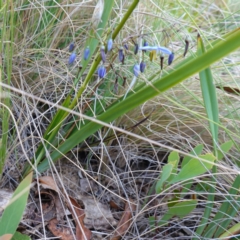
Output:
[
  {"xmin": 139, "ymin": 46, "xmax": 172, "ymax": 55},
  {"xmin": 133, "ymin": 64, "xmax": 140, "ymax": 77},
  {"xmin": 107, "ymin": 38, "xmax": 113, "ymax": 52}
]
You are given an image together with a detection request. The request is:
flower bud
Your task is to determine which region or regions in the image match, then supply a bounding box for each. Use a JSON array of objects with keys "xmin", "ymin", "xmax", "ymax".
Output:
[
  {"xmin": 183, "ymin": 36, "xmax": 190, "ymax": 57},
  {"xmin": 143, "ymin": 40, "xmax": 148, "ymax": 53},
  {"xmin": 134, "ymin": 43, "xmax": 139, "ymax": 55},
  {"xmin": 124, "ymin": 43, "xmax": 128, "ymax": 50},
  {"xmin": 69, "ymin": 42, "xmax": 75, "ymax": 52},
  {"xmin": 98, "ymin": 65, "xmax": 106, "ymax": 78},
  {"xmin": 68, "ymin": 52, "xmax": 76, "ymax": 65},
  {"xmin": 133, "ymin": 64, "xmax": 140, "ymax": 77},
  {"xmin": 140, "ymin": 61, "xmax": 146, "ymax": 73},
  {"xmin": 100, "ymin": 45, "xmax": 106, "ymax": 63},
  {"xmin": 160, "ymin": 53, "xmax": 164, "ymax": 70},
  {"xmin": 107, "ymin": 38, "xmax": 113, "ymax": 52},
  {"xmin": 168, "ymin": 53, "xmax": 174, "ymax": 65},
  {"xmin": 84, "ymin": 46, "xmax": 90, "ymax": 60},
  {"xmin": 118, "ymin": 47, "xmax": 124, "ymax": 63}
]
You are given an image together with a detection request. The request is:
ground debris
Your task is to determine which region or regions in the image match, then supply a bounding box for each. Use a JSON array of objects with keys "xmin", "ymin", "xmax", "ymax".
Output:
[{"xmin": 111, "ymin": 199, "xmax": 136, "ymax": 240}]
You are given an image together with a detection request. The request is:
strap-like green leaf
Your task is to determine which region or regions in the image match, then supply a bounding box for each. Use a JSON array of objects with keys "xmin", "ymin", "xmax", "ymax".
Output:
[
  {"xmin": 0, "ymin": 172, "xmax": 33, "ymax": 236},
  {"xmin": 198, "ymin": 34, "xmax": 219, "ymax": 149}
]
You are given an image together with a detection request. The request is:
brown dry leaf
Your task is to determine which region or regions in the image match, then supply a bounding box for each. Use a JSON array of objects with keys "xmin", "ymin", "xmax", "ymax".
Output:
[
  {"xmin": 216, "ymin": 85, "xmax": 240, "ymax": 95},
  {"xmin": 109, "ymin": 200, "xmax": 121, "ymax": 210},
  {"xmin": 111, "ymin": 199, "xmax": 136, "ymax": 240},
  {"xmin": 39, "ymin": 176, "xmax": 59, "ymax": 192},
  {"xmin": 48, "ymin": 218, "xmax": 74, "ymax": 240},
  {"xmin": 68, "ymin": 197, "xmax": 92, "ymax": 240}
]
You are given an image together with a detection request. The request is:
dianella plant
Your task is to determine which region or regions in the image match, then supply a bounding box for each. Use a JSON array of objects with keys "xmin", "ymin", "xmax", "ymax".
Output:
[{"xmin": 0, "ymin": 0, "xmax": 240, "ymax": 239}]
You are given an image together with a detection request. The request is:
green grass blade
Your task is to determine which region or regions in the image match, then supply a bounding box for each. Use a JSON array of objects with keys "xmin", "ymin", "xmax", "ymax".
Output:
[
  {"xmin": 203, "ymin": 174, "xmax": 240, "ymax": 238},
  {"xmin": 0, "ymin": 172, "xmax": 33, "ymax": 237},
  {"xmin": 0, "ymin": 1, "xmax": 13, "ymax": 176},
  {"xmin": 219, "ymin": 222, "xmax": 240, "ymax": 239},
  {"xmin": 36, "ymin": 28, "xmax": 240, "ymax": 173},
  {"xmin": 198, "ymin": 34, "xmax": 219, "ymax": 147},
  {"xmin": 194, "ymin": 33, "xmax": 219, "ymax": 238}
]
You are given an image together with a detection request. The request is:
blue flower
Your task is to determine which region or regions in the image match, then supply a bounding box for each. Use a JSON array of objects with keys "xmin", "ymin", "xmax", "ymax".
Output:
[
  {"xmin": 134, "ymin": 43, "xmax": 139, "ymax": 55},
  {"xmin": 68, "ymin": 52, "xmax": 76, "ymax": 65},
  {"xmin": 139, "ymin": 45, "xmax": 172, "ymax": 55},
  {"xmin": 168, "ymin": 53, "xmax": 174, "ymax": 65},
  {"xmin": 118, "ymin": 47, "xmax": 124, "ymax": 63},
  {"xmin": 100, "ymin": 45, "xmax": 106, "ymax": 63},
  {"xmin": 133, "ymin": 64, "xmax": 140, "ymax": 77},
  {"xmin": 107, "ymin": 38, "xmax": 113, "ymax": 52},
  {"xmin": 69, "ymin": 42, "xmax": 75, "ymax": 52},
  {"xmin": 84, "ymin": 46, "xmax": 90, "ymax": 60},
  {"xmin": 98, "ymin": 65, "xmax": 106, "ymax": 78},
  {"xmin": 140, "ymin": 61, "xmax": 146, "ymax": 73}
]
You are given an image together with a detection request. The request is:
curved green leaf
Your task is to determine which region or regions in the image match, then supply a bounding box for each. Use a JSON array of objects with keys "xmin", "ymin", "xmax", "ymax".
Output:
[
  {"xmin": 168, "ymin": 200, "xmax": 197, "ymax": 219},
  {"xmin": 156, "ymin": 164, "xmax": 173, "ymax": 194},
  {"xmin": 158, "ymin": 200, "xmax": 197, "ymax": 226},
  {"xmin": 170, "ymin": 153, "xmax": 215, "ymax": 184},
  {"xmin": 217, "ymin": 140, "xmax": 234, "ymax": 161},
  {"xmin": 181, "ymin": 144, "xmax": 204, "ymax": 168}
]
